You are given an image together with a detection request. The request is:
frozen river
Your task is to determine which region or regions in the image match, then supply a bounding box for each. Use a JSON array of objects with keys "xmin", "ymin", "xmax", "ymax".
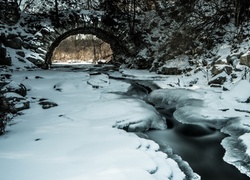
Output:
[
  {"xmin": 1, "ymin": 64, "xmax": 249, "ymax": 180},
  {"xmin": 145, "ymin": 121, "xmax": 249, "ymax": 180},
  {"xmin": 123, "ymin": 79, "xmax": 250, "ymax": 180}
]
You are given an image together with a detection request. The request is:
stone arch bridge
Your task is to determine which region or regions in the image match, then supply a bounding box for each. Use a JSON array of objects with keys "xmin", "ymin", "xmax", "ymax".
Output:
[
  {"xmin": 48, "ymin": 12, "xmax": 142, "ymax": 65},
  {"xmin": 1, "ymin": 1, "xmax": 173, "ymax": 69},
  {"xmin": 32, "ymin": 11, "xmax": 139, "ymax": 67},
  {"xmin": 1, "ymin": 8, "xmax": 144, "ymax": 67}
]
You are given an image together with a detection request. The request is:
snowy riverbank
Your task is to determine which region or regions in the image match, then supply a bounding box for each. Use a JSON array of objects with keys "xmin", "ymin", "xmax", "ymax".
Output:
[{"xmin": 0, "ymin": 64, "xmax": 249, "ymax": 179}]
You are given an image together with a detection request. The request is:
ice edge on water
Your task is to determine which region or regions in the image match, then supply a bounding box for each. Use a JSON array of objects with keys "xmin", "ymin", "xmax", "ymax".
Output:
[{"xmin": 221, "ymin": 116, "xmax": 250, "ymax": 178}]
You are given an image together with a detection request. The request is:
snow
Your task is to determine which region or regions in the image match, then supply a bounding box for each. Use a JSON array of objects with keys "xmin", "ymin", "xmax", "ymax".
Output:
[
  {"xmin": 221, "ymin": 80, "xmax": 250, "ymax": 103},
  {"xmin": 6, "ymin": 47, "xmax": 40, "ymax": 69},
  {"xmin": 145, "ymin": 73, "xmax": 250, "ymax": 178},
  {"xmin": 216, "ymin": 44, "xmax": 231, "ymax": 60},
  {"xmin": 1, "ymin": 1, "xmax": 250, "ymax": 178},
  {"xmin": 162, "ymin": 56, "xmax": 191, "ymax": 70},
  {"xmin": 0, "ymin": 67, "xmax": 183, "ymax": 180},
  {"xmin": 221, "ymin": 134, "xmax": 250, "ymax": 178},
  {"xmin": 0, "ymin": 63, "xmax": 249, "ymax": 179},
  {"xmin": 148, "ymin": 88, "xmax": 203, "ymax": 109},
  {"xmin": 147, "ymin": 87, "xmax": 239, "ymax": 129},
  {"xmin": 240, "ymin": 133, "xmax": 250, "ymax": 156},
  {"xmin": 118, "ymin": 69, "xmax": 167, "ymax": 80}
]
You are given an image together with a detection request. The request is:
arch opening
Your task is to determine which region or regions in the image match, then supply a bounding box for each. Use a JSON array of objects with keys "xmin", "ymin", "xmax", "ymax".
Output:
[
  {"xmin": 45, "ymin": 27, "xmax": 130, "ymax": 67},
  {"xmin": 51, "ymin": 34, "xmax": 113, "ymax": 64}
]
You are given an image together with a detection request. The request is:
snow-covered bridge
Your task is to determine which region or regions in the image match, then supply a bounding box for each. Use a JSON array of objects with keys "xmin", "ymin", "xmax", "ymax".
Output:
[
  {"xmin": 40, "ymin": 10, "xmax": 137, "ymax": 66},
  {"xmin": 1, "ymin": 4, "xmax": 141, "ymax": 68}
]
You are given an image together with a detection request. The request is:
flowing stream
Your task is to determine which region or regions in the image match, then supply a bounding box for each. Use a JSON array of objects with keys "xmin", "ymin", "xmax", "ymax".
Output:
[
  {"xmin": 144, "ymin": 118, "xmax": 249, "ymax": 180},
  {"xmin": 124, "ymin": 79, "xmax": 249, "ymax": 180},
  {"xmin": 63, "ymin": 65, "xmax": 249, "ymax": 180}
]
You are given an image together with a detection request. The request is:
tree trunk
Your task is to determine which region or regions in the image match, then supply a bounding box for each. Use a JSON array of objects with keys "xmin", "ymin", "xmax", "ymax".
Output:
[
  {"xmin": 55, "ymin": 0, "xmax": 59, "ymax": 26},
  {"xmin": 235, "ymin": 0, "xmax": 241, "ymax": 26},
  {"xmin": 131, "ymin": 0, "xmax": 136, "ymax": 33}
]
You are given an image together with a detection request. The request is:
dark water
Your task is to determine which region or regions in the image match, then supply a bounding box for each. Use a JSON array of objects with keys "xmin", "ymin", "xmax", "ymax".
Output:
[
  {"xmin": 144, "ymin": 114, "xmax": 249, "ymax": 180},
  {"xmin": 121, "ymin": 79, "xmax": 250, "ymax": 179},
  {"xmin": 113, "ymin": 72, "xmax": 250, "ymax": 179}
]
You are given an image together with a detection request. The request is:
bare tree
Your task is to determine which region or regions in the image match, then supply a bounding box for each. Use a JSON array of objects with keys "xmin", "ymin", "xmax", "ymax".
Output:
[{"xmin": 234, "ymin": 0, "xmax": 250, "ymax": 26}]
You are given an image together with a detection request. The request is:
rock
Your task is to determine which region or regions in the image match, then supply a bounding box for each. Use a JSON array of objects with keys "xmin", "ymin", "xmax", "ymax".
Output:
[
  {"xmin": 223, "ymin": 86, "xmax": 229, "ymax": 91},
  {"xmin": 18, "ymin": 57, "xmax": 26, "ymax": 63},
  {"xmin": 26, "ymin": 56, "xmax": 44, "ymax": 67},
  {"xmin": 3, "ymin": 92, "xmax": 30, "ymax": 113},
  {"xmin": 0, "ymin": 74, "xmax": 12, "ymax": 81},
  {"xmin": 231, "ymin": 73, "xmax": 237, "ymax": 79},
  {"xmin": 211, "ymin": 66, "xmax": 222, "ymax": 76},
  {"xmin": 2, "ymin": 82, "xmax": 27, "ymax": 97},
  {"xmin": 246, "ymin": 97, "xmax": 250, "ymax": 103},
  {"xmin": 214, "ymin": 59, "xmax": 229, "ymax": 65},
  {"xmin": 39, "ymin": 100, "xmax": 58, "ymax": 109},
  {"xmin": 0, "ymin": 56, "xmax": 12, "ymax": 66},
  {"xmin": 35, "ymin": 76, "xmax": 43, "ymax": 79},
  {"xmin": 5, "ymin": 37, "xmax": 23, "ymax": 49},
  {"xmin": 35, "ymin": 48, "xmax": 46, "ymax": 54},
  {"xmin": 211, "ymin": 65, "xmax": 233, "ymax": 77},
  {"xmin": 240, "ymin": 53, "xmax": 250, "ymax": 67},
  {"xmin": 0, "ymin": 45, "xmax": 12, "ymax": 66},
  {"xmin": 227, "ymin": 54, "xmax": 240, "ymax": 66},
  {"xmin": 6, "ymin": 33, "xmax": 18, "ymax": 39},
  {"xmin": 0, "ymin": 45, "xmax": 6, "ymax": 57},
  {"xmin": 0, "ymin": 94, "xmax": 10, "ymax": 135},
  {"xmin": 16, "ymin": 51, "xmax": 25, "ymax": 57},
  {"xmin": 208, "ymin": 76, "xmax": 226, "ymax": 85},
  {"xmin": 0, "ymin": 94, "xmax": 10, "ymax": 112},
  {"xmin": 0, "ymin": 120, "xmax": 5, "ymax": 135},
  {"xmin": 161, "ymin": 67, "xmax": 182, "ymax": 75},
  {"xmin": 22, "ymin": 42, "xmax": 30, "ymax": 49},
  {"xmin": 210, "ymin": 84, "xmax": 222, "ymax": 88}
]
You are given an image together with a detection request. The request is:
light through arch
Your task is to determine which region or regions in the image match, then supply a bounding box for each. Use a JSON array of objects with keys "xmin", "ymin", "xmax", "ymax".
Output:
[{"xmin": 51, "ymin": 34, "xmax": 113, "ymax": 64}]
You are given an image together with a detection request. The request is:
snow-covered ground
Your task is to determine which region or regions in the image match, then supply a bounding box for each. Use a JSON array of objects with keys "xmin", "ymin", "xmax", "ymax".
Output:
[
  {"xmin": 0, "ymin": 65, "xmax": 189, "ymax": 180},
  {"xmin": 0, "ymin": 64, "xmax": 249, "ymax": 179}
]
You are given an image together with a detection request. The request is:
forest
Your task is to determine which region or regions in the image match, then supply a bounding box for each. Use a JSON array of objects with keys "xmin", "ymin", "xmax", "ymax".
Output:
[
  {"xmin": 52, "ymin": 34, "xmax": 113, "ymax": 63},
  {"xmin": 8, "ymin": 0, "xmax": 250, "ymax": 27}
]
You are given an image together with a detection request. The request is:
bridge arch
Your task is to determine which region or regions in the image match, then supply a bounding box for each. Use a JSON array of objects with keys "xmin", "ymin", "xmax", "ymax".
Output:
[{"xmin": 45, "ymin": 27, "xmax": 127, "ymax": 65}]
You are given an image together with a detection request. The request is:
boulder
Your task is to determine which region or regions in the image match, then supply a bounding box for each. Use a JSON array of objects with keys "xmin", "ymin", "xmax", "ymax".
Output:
[
  {"xmin": 0, "ymin": 46, "xmax": 12, "ymax": 66},
  {"xmin": 0, "ymin": 45, "xmax": 6, "ymax": 57},
  {"xmin": 161, "ymin": 66, "xmax": 182, "ymax": 75},
  {"xmin": 0, "ymin": 95, "xmax": 9, "ymax": 135},
  {"xmin": 39, "ymin": 100, "xmax": 58, "ymax": 109},
  {"xmin": 4, "ymin": 92, "xmax": 30, "ymax": 112},
  {"xmin": 159, "ymin": 56, "xmax": 192, "ymax": 75},
  {"xmin": 211, "ymin": 65, "xmax": 233, "ymax": 77},
  {"xmin": 240, "ymin": 53, "xmax": 250, "ymax": 67},
  {"xmin": 0, "ymin": 56, "xmax": 12, "ymax": 66},
  {"xmin": 26, "ymin": 56, "xmax": 44, "ymax": 67},
  {"xmin": 2, "ymin": 82, "xmax": 27, "ymax": 97},
  {"xmin": 208, "ymin": 76, "xmax": 226, "ymax": 85},
  {"xmin": 5, "ymin": 37, "xmax": 23, "ymax": 49},
  {"xmin": 16, "ymin": 51, "xmax": 25, "ymax": 57}
]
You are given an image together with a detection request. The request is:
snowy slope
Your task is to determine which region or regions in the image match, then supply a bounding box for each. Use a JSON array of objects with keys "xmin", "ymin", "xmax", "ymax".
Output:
[
  {"xmin": 0, "ymin": 66, "xmax": 192, "ymax": 180},
  {"xmin": 0, "ymin": 64, "xmax": 249, "ymax": 179}
]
